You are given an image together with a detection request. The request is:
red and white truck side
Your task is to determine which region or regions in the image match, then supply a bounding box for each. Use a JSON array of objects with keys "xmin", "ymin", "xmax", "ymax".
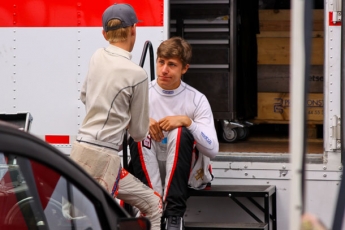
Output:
[{"xmin": 1, "ymin": 0, "xmax": 344, "ymax": 229}]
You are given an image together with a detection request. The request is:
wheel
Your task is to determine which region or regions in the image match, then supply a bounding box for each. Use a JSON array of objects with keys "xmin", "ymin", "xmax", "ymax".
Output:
[
  {"xmin": 237, "ymin": 127, "xmax": 249, "ymax": 140},
  {"xmin": 5, "ymin": 197, "xmax": 74, "ymax": 228},
  {"xmin": 222, "ymin": 128, "xmax": 238, "ymax": 143}
]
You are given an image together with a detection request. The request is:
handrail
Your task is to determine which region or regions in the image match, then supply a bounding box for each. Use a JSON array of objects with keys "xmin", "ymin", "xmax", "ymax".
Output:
[
  {"xmin": 123, "ymin": 41, "xmax": 155, "ymax": 171},
  {"xmin": 139, "ymin": 41, "xmax": 155, "ymax": 81}
]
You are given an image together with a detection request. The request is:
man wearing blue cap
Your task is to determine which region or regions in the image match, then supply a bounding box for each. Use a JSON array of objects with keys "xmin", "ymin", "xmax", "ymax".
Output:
[{"xmin": 69, "ymin": 4, "xmax": 162, "ymax": 230}]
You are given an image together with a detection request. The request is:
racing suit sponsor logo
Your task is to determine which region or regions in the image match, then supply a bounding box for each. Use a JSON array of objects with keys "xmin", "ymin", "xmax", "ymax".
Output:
[
  {"xmin": 142, "ymin": 135, "xmax": 151, "ymax": 149},
  {"xmin": 201, "ymin": 132, "xmax": 212, "ymax": 145},
  {"xmin": 195, "ymin": 168, "xmax": 204, "ymax": 180},
  {"xmin": 162, "ymin": 90, "xmax": 174, "ymax": 94}
]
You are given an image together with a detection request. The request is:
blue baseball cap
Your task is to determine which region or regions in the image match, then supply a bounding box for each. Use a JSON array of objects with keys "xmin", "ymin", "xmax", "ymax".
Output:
[{"xmin": 102, "ymin": 4, "xmax": 140, "ymax": 32}]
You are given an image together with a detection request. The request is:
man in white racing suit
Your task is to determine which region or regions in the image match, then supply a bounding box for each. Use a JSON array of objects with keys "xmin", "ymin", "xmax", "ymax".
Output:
[{"xmin": 129, "ymin": 37, "xmax": 219, "ymax": 230}]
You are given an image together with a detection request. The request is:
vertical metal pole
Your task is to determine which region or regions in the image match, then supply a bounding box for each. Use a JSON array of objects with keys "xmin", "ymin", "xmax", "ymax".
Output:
[
  {"xmin": 288, "ymin": 0, "xmax": 313, "ymax": 229},
  {"xmin": 163, "ymin": 0, "xmax": 170, "ymax": 40},
  {"xmin": 229, "ymin": 0, "xmax": 237, "ymax": 120},
  {"xmin": 340, "ymin": 0, "xmax": 345, "ymax": 164},
  {"xmin": 264, "ymin": 195, "xmax": 269, "ymax": 228},
  {"xmin": 289, "ymin": 0, "xmax": 305, "ymax": 226},
  {"xmin": 332, "ymin": 1, "xmax": 345, "ymax": 229},
  {"xmin": 272, "ymin": 191, "xmax": 277, "ymax": 230}
]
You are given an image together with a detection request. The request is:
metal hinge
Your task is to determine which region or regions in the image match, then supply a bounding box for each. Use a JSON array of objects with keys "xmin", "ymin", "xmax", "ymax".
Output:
[
  {"xmin": 330, "ymin": 115, "xmax": 341, "ymax": 150},
  {"xmin": 332, "ymin": 0, "xmax": 342, "ymax": 24}
]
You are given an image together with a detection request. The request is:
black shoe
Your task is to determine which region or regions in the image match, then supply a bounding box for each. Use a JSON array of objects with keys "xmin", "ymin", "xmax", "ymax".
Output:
[{"xmin": 165, "ymin": 216, "xmax": 184, "ymax": 230}]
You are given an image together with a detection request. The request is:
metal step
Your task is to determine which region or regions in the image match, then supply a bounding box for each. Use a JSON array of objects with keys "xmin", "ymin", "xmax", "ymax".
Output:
[
  {"xmin": 185, "ymin": 222, "xmax": 268, "ymax": 230},
  {"xmin": 189, "ymin": 185, "xmax": 276, "ymax": 197}
]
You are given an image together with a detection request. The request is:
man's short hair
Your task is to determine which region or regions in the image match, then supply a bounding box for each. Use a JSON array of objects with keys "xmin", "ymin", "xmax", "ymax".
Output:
[
  {"xmin": 157, "ymin": 37, "xmax": 192, "ymax": 67},
  {"xmin": 104, "ymin": 19, "xmax": 131, "ymax": 43}
]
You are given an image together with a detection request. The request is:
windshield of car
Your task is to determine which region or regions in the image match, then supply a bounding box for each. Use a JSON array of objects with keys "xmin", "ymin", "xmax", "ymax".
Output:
[{"xmin": 0, "ymin": 152, "xmax": 102, "ymax": 230}]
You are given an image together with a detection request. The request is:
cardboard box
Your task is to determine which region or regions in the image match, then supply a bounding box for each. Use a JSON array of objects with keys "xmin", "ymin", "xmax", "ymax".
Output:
[{"xmin": 256, "ymin": 92, "xmax": 323, "ymax": 123}]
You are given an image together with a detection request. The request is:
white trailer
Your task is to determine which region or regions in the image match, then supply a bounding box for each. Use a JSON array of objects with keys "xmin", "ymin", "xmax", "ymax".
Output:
[{"xmin": 0, "ymin": 0, "xmax": 344, "ymax": 229}]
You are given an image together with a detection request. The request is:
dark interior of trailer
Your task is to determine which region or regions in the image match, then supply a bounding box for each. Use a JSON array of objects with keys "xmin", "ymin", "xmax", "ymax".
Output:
[{"xmin": 170, "ymin": 0, "xmax": 324, "ymax": 154}]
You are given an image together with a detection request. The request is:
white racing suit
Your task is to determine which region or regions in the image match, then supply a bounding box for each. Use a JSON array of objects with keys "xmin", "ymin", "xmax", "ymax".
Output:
[{"xmin": 129, "ymin": 80, "xmax": 219, "ymax": 217}]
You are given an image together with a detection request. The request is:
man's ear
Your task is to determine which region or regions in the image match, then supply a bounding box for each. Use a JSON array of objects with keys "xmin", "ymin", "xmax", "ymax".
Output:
[
  {"xmin": 102, "ymin": 30, "xmax": 108, "ymax": 41},
  {"xmin": 182, "ymin": 64, "xmax": 190, "ymax": 75},
  {"xmin": 131, "ymin": 25, "xmax": 136, "ymax": 36}
]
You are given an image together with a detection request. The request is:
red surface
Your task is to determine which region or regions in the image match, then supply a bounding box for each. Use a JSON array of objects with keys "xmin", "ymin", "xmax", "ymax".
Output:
[
  {"xmin": 45, "ymin": 135, "xmax": 70, "ymax": 144},
  {"xmin": 0, "ymin": 170, "xmax": 28, "ymax": 230},
  {"xmin": 329, "ymin": 11, "xmax": 341, "ymax": 26},
  {"xmin": 0, "ymin": 0, "xmax": 163, "ymax": 27},
  {"xmin": 31, "ymin": 160, "xmax": 61, "ymax": 209}
]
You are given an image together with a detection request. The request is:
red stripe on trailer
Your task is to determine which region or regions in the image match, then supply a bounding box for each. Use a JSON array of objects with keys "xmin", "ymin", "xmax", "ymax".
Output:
[
  {"xmin": 45, "ymin": 135, "xmax": 70, "ymax": 144},
  {"xmin": 329, "ymin": 12, "xmax": 341, "ymax": 26},
  {"xmin": 0, "ymin": 0, "xmax": 163, "ymax": 27}
]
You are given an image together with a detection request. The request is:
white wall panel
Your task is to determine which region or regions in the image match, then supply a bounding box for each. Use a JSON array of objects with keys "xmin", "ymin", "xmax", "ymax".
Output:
[
  {"xmin": 0, "ymin": 27, "xmax": 164, "ymax": 138},
  {"xmin": 0, "ymin": 29, "xmax": 16, "ymax": 113}
]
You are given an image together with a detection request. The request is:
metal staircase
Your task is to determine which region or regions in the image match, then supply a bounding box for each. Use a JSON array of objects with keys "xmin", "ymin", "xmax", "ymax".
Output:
[{"xmin": 170, "ymin": 0, "xmax": 254, "ymax": 143}]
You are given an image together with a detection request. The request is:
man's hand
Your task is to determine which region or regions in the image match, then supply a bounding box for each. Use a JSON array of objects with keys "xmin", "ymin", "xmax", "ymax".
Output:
[
  {"xmin": 159, "ymin": 115, "xmax": 191, "ymax": 131},
  {"xmin": 301, "ymin": 213, "xmax": 327, "ymax": 230},
  {"xmin": 149, "ymin": 118, "xmax": 164, "ymax": 142}
]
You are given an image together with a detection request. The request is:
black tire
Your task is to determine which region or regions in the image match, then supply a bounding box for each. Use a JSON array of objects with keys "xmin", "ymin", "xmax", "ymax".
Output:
[
  {"xmin": 222, "ymin": 128, "xmax": 238, "ymax": 143},
  {"xmin": 237, "ymin": 127, "xmax": 249, "ymax": 140}
]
